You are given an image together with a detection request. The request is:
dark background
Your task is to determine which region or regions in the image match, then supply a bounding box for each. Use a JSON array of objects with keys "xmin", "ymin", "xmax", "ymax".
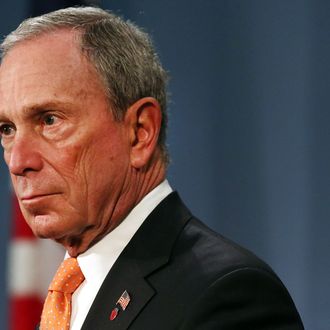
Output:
[{"xmin": 0, "ymin": 1, "xmax": 329, "ymax": 329}]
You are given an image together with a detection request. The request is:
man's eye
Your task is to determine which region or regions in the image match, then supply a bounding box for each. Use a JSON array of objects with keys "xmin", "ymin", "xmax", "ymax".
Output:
[
  {"xmin": 0, "ymin": 124, "xmax": 15, "ymax": 137},
  {"xmin": 43, "ymin": 114, "xmax": 58, "ymax": 126}
]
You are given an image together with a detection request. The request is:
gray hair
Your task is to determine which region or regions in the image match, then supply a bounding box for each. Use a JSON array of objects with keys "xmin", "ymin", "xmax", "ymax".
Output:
[{"xmin": 0, "ymin": 6, "xmax": 169, "ymax": 162}]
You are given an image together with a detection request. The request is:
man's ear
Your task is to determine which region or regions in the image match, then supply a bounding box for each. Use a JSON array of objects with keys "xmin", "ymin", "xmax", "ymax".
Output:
[{"xmin": 125, "ymin": 97, "xmax": 162, "ymax": 169}]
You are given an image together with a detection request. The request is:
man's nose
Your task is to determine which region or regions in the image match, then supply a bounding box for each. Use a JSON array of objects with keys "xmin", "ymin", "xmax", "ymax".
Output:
[{"xmin": 7, "ymin": 135, "xmax": 43, "ymax": 176}]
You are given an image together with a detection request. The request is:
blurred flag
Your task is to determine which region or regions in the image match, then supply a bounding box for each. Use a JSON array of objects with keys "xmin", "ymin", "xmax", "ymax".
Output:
[
  {"xmin": 7, "ymin": 2, "xmax": 96, "ymax": 330},
  {"xmin": 8, "ymin": 196, "xmax": 64, "ymax": 330}
]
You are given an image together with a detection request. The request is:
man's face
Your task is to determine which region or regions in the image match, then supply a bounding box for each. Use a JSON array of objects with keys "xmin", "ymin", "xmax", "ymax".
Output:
[{"xmin": 0, "ymin": 30, "xmax": 133, "ymax": 255}]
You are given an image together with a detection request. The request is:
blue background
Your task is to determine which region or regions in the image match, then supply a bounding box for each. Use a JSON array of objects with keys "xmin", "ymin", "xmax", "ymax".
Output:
[{"xmin": 0, "ymin": 1, "xmax": 329, "ymax": 329}]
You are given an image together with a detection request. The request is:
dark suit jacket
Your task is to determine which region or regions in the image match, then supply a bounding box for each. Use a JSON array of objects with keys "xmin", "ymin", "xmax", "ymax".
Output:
[{"xmin": 34, "ymin": 192, "xmax": 292, "ymax": 329}]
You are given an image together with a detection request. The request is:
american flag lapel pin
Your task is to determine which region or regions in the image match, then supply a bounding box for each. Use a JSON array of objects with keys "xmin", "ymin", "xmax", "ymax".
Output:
[
  {"xmin": 117, "ymin": 290, "xmax": 131, "ymax": 311},
  {"xmin": 109, "ymin": 290, "xmax": 131, "ymax": 321}
]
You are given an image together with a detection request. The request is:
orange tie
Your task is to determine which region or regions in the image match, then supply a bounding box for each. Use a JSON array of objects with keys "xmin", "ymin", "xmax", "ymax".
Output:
[{"xmin": 40, "ymin": 258, "xmax": 85, "ymax": 330}]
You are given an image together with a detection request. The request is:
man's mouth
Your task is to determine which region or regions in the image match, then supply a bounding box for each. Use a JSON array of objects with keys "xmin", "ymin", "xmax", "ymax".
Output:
[{"xmin": 20, "ymin": 193, "xmax": 60, "ymax": 203}]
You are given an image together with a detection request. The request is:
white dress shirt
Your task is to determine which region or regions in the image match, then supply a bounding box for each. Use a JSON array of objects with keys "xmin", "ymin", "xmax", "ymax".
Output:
[{"xmin": 68, "ymin": 180, "xmax": 172, "ymax": 330}]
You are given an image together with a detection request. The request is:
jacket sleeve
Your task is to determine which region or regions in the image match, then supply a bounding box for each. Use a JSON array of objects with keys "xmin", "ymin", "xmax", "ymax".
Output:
[{"xmin": 180, "ymin": 267, "xmax": 304, "ymax": 330}]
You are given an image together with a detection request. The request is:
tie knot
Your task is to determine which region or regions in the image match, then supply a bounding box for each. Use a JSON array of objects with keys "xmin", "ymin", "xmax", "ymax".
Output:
[{"xmin": 49, "ymin": 258, "xmax": 85, "ymax": 294}]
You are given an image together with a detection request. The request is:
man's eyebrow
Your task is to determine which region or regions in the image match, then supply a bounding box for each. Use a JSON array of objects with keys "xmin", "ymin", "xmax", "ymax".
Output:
[
  {"xmin": 21, "ymin": 101, "xmax": 75, "ymax": 116},
  {"xmin": 0, "ymin": 101, "xmax": 76, "ymax": 122},
  {"xmin": 25, "ymin": 101, "xmax": 74, "ymax": 112}
]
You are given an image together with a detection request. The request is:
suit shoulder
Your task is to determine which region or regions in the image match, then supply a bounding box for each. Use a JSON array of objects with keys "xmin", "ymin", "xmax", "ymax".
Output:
[{"xmin": 173, "ymin": 216, "xmax": 276, "ymax": 280}]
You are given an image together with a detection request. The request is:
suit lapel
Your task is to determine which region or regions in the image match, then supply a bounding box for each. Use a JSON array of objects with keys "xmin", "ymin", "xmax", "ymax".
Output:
[
  {"xmin": 81, "ymin": 192, "xmax": 191, "ymax": 330},
  {"xmin": 81, "ymin": 258, "xmax": 155, "ymax": 330}
]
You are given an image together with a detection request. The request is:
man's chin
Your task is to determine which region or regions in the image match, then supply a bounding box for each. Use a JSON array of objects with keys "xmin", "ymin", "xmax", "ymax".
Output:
[{"xmin": 26, "ymin": 214, "xmax": 64, "ymax": 240}]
